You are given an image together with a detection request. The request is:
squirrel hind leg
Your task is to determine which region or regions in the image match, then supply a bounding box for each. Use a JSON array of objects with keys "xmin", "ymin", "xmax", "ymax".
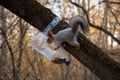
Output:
[
  {"xmin": 61, "ymin": 42, "xmax": 67, "ymax": 48},
  {"xmin": 75, "ymin": 43, "xmax": 80, "ymax": 51},
  {"xmin": 70, "ymin": 41, "xmax": 80, "ymax": 51}
]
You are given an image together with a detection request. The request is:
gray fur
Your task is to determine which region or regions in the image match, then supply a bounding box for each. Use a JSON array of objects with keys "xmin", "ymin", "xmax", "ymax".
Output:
[{"xmin": 69, "ymin": 16, "xmax": 89, "ymax": 34}]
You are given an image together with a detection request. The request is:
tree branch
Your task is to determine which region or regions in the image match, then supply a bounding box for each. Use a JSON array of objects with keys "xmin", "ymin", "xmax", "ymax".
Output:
[
  {"xmin": 69, "ymin": 0, "xmax": 120, "ymax": 45},
  {"xmin": 108, "ymin": 5, "xmax": 120, "ymax": 25}
]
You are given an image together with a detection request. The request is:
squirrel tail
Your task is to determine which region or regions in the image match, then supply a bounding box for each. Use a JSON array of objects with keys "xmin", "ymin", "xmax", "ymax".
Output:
[{"xmin": 69, "ymin": 16, "xmax": 89, "ymax": 34}]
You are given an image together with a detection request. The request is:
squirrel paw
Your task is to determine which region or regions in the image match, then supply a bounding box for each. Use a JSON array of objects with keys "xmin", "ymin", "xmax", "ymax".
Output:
[
  {"xmin": 75, "ymin": 44, "xmax": 80, "ymax": 51},
  {"xmin": 54, "ymin": 46, "xmax": 60, "ymax": 50}
]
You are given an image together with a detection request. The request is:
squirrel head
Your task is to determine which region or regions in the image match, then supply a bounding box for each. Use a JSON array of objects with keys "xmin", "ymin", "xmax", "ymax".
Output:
[{"xmin": 47, "ymin": 30, "xmax": 54, "ymax": 43}]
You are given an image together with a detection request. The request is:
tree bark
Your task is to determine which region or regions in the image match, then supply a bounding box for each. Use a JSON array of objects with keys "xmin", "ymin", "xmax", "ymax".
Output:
[{"xmin": 0, "ymin": 0, "xmax": 120, "ymax": 80}]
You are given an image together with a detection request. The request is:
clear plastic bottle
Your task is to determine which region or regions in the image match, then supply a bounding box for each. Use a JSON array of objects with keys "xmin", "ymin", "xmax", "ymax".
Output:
[{"xmin": 30, "ymin": 32, "xmax": 70, "ymax": 65}]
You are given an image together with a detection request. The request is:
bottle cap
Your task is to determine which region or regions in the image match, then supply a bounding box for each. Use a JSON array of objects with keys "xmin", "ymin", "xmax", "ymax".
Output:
[{"xmin": 65, "ymin": 60, "xmax": 71, "ymax": 65}]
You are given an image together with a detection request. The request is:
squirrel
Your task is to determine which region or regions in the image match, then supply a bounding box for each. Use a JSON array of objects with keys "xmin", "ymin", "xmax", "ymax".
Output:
[{"xmin": 47, "ymin": 15, "xmax": 89, "ymax": 51}]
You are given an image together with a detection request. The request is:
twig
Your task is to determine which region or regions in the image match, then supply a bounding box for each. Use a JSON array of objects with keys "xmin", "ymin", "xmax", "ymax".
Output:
[{"xmin": 108, "ymin": 5, "xmax": 120, "ymax": 25}]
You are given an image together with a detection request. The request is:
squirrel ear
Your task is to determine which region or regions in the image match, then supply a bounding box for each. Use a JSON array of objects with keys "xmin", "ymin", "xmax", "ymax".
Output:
[{"xmin": 48, "ymin": 30, "xmax": 54, "ymax": 37}]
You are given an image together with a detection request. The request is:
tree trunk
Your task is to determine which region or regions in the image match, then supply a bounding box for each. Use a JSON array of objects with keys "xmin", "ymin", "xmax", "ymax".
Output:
[{"xmin": 0, "ymin": 0, "xmax": 120, "ymax": 80}]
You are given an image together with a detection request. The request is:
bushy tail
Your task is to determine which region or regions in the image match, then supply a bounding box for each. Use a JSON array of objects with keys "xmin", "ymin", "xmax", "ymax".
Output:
[{"xmin": 69, "ymin": 16, "xmax": 89, "ymax": 34}]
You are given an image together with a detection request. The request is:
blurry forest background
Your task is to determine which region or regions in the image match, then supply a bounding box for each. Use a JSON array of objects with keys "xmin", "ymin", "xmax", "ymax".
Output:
[{"xmin": 0, "ymin": 0, "xmax": 120, "ymax": 80}]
